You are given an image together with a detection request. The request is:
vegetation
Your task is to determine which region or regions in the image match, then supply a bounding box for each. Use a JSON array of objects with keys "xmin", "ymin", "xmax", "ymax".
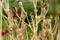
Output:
[{"xmin": 2, "ymin": 0, "xmax": 60, "ymax": 40}]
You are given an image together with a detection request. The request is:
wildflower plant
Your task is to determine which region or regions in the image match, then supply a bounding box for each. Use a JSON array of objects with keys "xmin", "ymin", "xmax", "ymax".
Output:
[{"xmin": 2, "ymin": 0, "xmax": 60, "ymax": 40}]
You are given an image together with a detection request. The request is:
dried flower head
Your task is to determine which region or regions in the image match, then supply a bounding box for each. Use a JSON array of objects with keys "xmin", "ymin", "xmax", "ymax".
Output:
[{"xmin": 43, "ymin": 19, "xmax": 51, "ymax": 28}]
